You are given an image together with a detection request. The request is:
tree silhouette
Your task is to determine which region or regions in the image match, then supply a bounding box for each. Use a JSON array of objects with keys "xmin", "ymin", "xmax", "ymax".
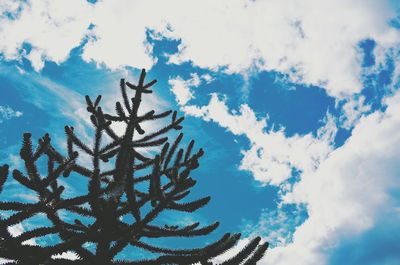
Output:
[{"xmin": 0, "ymin": 69, "xmax": 268, "ymax": 264}]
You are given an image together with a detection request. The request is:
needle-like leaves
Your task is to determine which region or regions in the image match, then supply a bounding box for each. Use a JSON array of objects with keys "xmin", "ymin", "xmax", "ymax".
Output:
[{"xmin": 0, "ymin": 70, "xmax": 268, "ymax": 264}]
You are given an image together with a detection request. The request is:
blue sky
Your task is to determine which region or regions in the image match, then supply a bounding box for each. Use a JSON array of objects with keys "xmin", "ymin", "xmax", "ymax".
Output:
[{"xmin": 1, "ymin": 0, "xmax": 400, "ymax": 264}]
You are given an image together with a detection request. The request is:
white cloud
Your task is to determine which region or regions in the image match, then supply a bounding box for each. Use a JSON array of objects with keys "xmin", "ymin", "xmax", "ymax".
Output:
[
  {"xmin": 201, "ymin": 73, "xmax": 214, "ymax": 84},
  {"xmin": 256, "ymin": 90, "xmax": 400, "ymax": 264},
  {"xmin": 180, "ymin": 86, "xmax": 400, "ymax": 264},
  {"xmin": 182, "ymin": 93, "xmax": 336, "ymax": 185},
  {"xmin": 163, "ymin": 0, "xmax": 399, "ymax": 99},
  {"xmin": 1, "ymin": 0, "xmax": 399, "ymax": 99},
  {"xmin": 25, "ymin": 47, "xmax": 44, "ymax": 72},
  {"xmin": 0, "ymin": 0, "xmax": 93, "ymax": 71},
  {"xmin": 168, "ymin": 73, "xmax": 208, "ymax": 105},
  {"xmin": 168, "ymin": 74, "xmax": 197, "ymax": 105},
  {"xmin": 0, "ymin": 0, "xmax": 23, "ymax": 19},
  {"xmin": 89, "ymin": 0, "xmax": 399, "ymax": 99},
  {"xmin": 81, "ymin": 1, "xmax": 156, "ymax": 70},
  {"xmin": 0, "ymin": 105, "xmax": 22, "ymax": 123}
]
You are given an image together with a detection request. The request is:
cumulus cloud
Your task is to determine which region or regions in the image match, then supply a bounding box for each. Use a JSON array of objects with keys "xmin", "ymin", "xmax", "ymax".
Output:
[
  {"xmin": 254, "ymin": 91, "xmax": 400, "ymax": 264},
  {"xmin": 162, "ymin": 0, "xmax": 399, "ymax": 99},
  {"xmin": 81, "ymin": 0, "xmax": 157, "ymax": 70},
  {"xmin": 168, "ymin": 73, "xmax": 213, "ymax": 105},
  {"xmin": 176, "ymin": 71, "xmax": 400, "ymax": 264},
  {"xmin": 0, "ymin": 105, "xmax": 22, "ymax": 123},
  {"xmin": 168, "ymin": 73, "xmax": 199, "ymax": 105},
  {"xmin": 1, "ymin": 0, "xmax": 399, "ymax": 99},
  {"xmin": 182, "ymin": 93, "xmax": 336, "ymax": 185},
  {"xmin": 205, "ymin": 88, "xmax": 400, "ymax": 265},
  {"xmin": 0, "ymin": 0, "xmax": 93, "ymax": 71}
]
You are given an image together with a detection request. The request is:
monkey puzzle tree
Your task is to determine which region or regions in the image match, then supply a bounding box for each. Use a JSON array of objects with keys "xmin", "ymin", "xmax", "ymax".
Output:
[{"xmin": 0, "ymin": 69, "xmax": 268, "ymax": 264}]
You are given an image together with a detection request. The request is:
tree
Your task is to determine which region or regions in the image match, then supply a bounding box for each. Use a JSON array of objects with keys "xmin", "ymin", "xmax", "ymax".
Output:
[{"xmin": 0, "ymin": 69, "xmax": 268, "ymax": 264}]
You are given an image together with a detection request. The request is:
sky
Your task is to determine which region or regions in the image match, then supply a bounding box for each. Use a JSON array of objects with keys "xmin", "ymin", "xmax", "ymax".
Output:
[{"xmin": 1, "ymin": 0, "xmax": 400, "ymax": 264}]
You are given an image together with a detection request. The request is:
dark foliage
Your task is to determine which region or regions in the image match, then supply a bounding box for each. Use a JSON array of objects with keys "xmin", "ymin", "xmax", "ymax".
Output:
[{"xmin": 0, "ymin": 69, "xmax": 268, "ymax": 264}]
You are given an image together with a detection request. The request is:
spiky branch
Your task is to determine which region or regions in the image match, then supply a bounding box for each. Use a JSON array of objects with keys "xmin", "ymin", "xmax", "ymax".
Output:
[{"xmin": 0, "ymin": 69, "xmax": 268, "ymax": 264}]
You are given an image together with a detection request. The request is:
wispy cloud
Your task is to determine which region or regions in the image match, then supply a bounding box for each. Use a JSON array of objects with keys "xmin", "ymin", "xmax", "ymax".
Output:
[
  {"xmin": 241, "ymin": 205, "xmax": 308, "ymax": 248},
  {"xmin": 0, "ymin": 105, "xmax": 22, "ymax": 123}
]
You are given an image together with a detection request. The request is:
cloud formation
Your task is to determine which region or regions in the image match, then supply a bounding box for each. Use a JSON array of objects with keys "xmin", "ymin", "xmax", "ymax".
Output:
[
  {"xmin": 1, "ymin": 0, "xmax": 399, "ymax": 98},
  {"xmin": 211, "ymin": 89, "xmax": 400, "ymax": 265},
  {"xmin": 168, "ymin": 67, "xmax": 400, "ymax": 263},
  {"xmin": 0, "ymin": 0, "xmax": 93, "ymax": 71},
  {"xmin": 257, "ymin": 91, "xmax": 400, "ymax": 264}
]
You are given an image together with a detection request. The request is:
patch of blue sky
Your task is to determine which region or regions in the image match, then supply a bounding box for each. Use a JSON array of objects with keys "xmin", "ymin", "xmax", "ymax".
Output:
[
  {"xmin": 0, "ymin": 175, "xmax": 37, "ymax": 205},
  {"xmin": 359, "ymin": 39, "xmax": 396, "ymax": 113},
  {"xmin": 192, "ymin": 73, "xmax": 247, "ymax": 108},
  {"xmin": 147, "ymin": 29, "xmax": 181, "ymax": 59},
  {"xmin": 333, "ymin": 128, "xmax": 352, "ymax": 148},
  {"xmin": 327, "ymin": 214, "xmax": 400, "ymax": 265},
  {"xmin": 40, "ymin": 48, "xmax": 120, "ymax": 96},
  {"xmin": 359, "ymin": 39, "xmax": 376, "ymax": 67},
  {"xmin": 188, "ymin": 118, "xmax": 280, "ymax": 223},
  {"xmin": 248, "ymin": 70, "xmax": 336, "ymax": 137},
  {"xmin": 389, "ymin": 17, "xmax": 400, "ymax": 29},
  {"xmin": 0, "ymin": 73, "xmax": 51, "ymax": 149},
  {"xmin": 1, "ymin": 66, "xmax": 65, "ymax": 121},
  {"xmin": 0, "ymin": 0, "xmax": 26, "ymax": 20},
  {"xmin": 113, "ymin": 244, "xmax": 159, "ymax": 261}
]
